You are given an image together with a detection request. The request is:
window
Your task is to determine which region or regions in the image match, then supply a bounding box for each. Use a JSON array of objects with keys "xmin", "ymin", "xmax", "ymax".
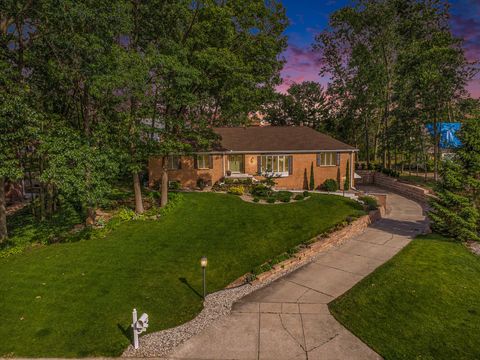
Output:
[
  {"xmin": 258, "ymin": 155, "xmax": 290, "ymax": 175},
  {"xmin": 196, "ymin": 155, "xmax": 211, "ymax": 169},
  {"xmin": 317, "ymin": 152, "xmax": 337, "ymax": 166},
  {"xmin": 167, "ymin": 155, "xmax": 181, "ymax": 170}
]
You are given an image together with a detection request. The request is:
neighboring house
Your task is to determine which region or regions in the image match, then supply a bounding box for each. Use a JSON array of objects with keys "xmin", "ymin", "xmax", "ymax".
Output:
[{"xmin": 148, "ymin": 126, "xmax": 357, "ymax": 190}]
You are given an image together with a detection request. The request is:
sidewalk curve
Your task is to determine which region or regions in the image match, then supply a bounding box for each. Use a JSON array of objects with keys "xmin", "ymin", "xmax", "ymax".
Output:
[{"xmin": 169, "ymin": 187, "xmax": 426, "ymax": 360}]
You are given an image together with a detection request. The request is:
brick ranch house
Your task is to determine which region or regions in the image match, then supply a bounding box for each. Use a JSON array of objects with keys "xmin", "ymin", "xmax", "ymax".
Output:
[{"xmin": 148, "ymin": 126, "xmax": 357, "ymax": 190}]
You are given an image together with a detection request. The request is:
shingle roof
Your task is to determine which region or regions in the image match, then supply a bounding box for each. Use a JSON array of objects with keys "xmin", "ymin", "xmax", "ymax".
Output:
[{"xmin": 212, "ymin": 126, "xmax": 357, "ymax": 153}]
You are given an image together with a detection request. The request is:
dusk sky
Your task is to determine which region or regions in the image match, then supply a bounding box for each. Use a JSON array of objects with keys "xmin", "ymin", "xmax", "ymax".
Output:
[{"xmin": 278, "ymin": 0, "xmax": 480, "ymax": 98}]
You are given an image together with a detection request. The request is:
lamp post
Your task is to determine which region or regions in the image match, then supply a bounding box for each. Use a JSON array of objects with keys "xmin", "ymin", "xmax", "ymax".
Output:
[{"xmin": 200, "ymin": 256, "xmax": 208, "ymax": 299}]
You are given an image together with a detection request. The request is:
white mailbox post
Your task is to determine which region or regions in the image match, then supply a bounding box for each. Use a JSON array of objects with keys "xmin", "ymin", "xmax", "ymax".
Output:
[{"xmin": 131, "ymin": 308, "xmax": 149, "ymax": 349}]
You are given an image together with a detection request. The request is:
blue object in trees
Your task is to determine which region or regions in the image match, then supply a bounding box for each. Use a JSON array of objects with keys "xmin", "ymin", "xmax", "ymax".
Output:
[{"xmin": 426, "ymin": 122, "xmax": 462, "ymax": 149}]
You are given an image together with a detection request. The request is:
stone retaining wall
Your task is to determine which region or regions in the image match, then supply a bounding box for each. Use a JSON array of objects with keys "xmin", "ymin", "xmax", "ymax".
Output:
[
  {"xmin": 356, "ymin": 170, "xmax": 432, "ymax": 207},
  {"xmin": 228, "ymin": 207, "xmax": 384, "ymax": 288}
]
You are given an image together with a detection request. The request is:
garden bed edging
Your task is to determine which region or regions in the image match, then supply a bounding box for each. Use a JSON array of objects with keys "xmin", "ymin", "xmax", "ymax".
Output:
[{"xmin": 227, "ymin": 206, "xmax": 384, "ymax": 287}]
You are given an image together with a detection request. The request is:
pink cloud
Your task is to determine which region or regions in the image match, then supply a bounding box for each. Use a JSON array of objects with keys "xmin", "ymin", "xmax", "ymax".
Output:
[
  {"xmin": 277, "ymin": 44, "xmax": 328, "ymax": 93},
  {"xmin": 278, "ymin": 40, "xmax": 480, "ymax": 99}
]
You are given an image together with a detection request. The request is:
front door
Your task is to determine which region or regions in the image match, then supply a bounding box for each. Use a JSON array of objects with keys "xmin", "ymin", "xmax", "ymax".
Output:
[{"xmin": 229, "ymin": 155, "xmax": 243, "ymax": 173}]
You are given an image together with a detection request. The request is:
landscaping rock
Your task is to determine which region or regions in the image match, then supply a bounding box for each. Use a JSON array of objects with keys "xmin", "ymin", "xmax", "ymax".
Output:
[{"xmin": 467, "ymin": 241, "xmax": 480, "ymax": 256}]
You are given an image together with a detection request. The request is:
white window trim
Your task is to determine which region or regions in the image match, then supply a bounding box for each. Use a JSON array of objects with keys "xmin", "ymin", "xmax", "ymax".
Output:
[
  {"xmin": 197, "ymin": 155, "xmax": 210, "ymax": 170},
  {"xmin": 259, "ymin": 155, "xmax": 289, "ymax": 177},
  {"xmin": 318, "ymin": 152, "xmax": 337, "ymax": 167}
]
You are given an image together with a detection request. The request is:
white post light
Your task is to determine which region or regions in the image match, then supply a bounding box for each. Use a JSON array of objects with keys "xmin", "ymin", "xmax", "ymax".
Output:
[
  {"xmin": 201, "ymin": 256, "xmax": 208, "ymax": 299},
  {"xmin": 131, "ymin": 308, "xmax": 149, "ymax": 350}
]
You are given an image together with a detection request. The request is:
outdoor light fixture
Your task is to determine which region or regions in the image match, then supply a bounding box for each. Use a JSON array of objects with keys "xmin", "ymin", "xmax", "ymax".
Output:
[
  {"xmin": 201, "ymin": 256, "xmax": 208, "ymax": 298},
  {"xmin": 131, "ymin": 308, "xmax": 149, "ymax": 350}
]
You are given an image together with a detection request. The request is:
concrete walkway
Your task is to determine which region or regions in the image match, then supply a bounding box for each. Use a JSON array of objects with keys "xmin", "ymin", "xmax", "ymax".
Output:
[{"xmin": 170, "ymin": 188, "xmax": 426, "ymax": 360}]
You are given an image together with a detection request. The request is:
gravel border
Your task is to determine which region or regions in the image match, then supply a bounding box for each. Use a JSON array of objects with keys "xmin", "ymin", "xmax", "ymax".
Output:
[
  {"xmin": 121, "ymin": 236, "xmax": 349, "ymax": 358},
  {"xmin": 123, "ymin": 192, "xmax": 370, "ymax": 358}
]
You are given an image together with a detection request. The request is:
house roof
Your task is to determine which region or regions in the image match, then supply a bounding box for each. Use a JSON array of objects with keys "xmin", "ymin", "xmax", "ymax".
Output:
[{"xmin": 211, "ymin": 126, "xmax": 357, "ymax": 153}]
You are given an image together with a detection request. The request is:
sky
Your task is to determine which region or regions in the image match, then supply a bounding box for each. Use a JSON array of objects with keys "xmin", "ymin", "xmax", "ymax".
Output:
[{"xmin": 278, "ymin": 0, "xmax": 480, "ymax": 98}]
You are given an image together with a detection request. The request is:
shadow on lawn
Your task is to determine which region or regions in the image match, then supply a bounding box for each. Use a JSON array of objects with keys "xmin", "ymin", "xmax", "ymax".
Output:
[
  {"xmin": 179, "ymin": 277, "xmax": 203, "ymax": 299},
  {"xmin": 117, "ymin": 323, "xmax": 133, "ymax": 343}
]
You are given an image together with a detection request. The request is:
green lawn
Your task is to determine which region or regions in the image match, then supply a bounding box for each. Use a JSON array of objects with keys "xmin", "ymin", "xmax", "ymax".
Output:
[
  {"xmin": 399, "ymin": 174, "xmax": 437, "ymax": 190},
  {"xmin": 330, "ymin": 234, "xmax": 480, "ymax": 360},
  {"xmin": 0, "ymin": 192, "xmax": 363, "ymax": 357}
]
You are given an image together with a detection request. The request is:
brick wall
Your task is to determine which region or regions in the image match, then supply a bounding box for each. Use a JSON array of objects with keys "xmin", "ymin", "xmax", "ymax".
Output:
[
  {"xmin": 148, "ymin": 155, "xmax": 225, "ymax": 188},
  {"xmin": 356, "ymin": 170, "xmax": 431, "ymax": 206},
  {"xmin": 149, "ymin": 152, "xmax": 356, "ymax": 190}
]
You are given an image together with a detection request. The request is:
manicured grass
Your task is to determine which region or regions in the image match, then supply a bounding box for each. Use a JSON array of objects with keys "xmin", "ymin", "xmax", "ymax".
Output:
[
  {"xmin": 399, "ymin": 174, "xmax": 437, "ymax": 190},
  {"xmin": 0, "ymin": 193, "xmax": 363, "ymax": 357},
  {"xmin": 330, "ymin": 234, "xmax": 480, "ymax": 360}
]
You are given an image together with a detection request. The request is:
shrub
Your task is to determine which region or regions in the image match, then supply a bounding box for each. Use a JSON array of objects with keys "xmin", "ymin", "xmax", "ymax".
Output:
[
  {"xmin": 168, "ymin": 180, "xmax": 181, "ymax": 190},
  {"xmin": 271, "ymin": 252, "xmax": 290, "ymax": 266},
  {"xmin": 303, "ymin": 168, "xmax": 309, "ymax": 190},
  {"xmin": 261, "ymin": 175, "xmax": 276, "ymax": 187},
  {"xmin": 321, "ymin": 179, "xmax": 338, "ymax": 192},
  {"xmin": 159, "ymin": 192, "xmax": 184, "ymax": 216},
  {"xmin": 245, "ymin": 272, "xmax": 256, "ymax": 283},
  {"xmin": 303, "ymin": 190, "xmax": 309, "ymax": 197},
  {"xmin": 344, "ymin": 160, "xmax": 350, "ymax": 190},
  {"xmin": 294, "ymin": 194, "xmax": 304, "ymax": 201},
  {"xmin": 224, "ymin": 177, "xmax": 253, "ymax": 185},
  {"xmin": 117, "ymin": 207, "xmax": 137, "ymax": 221},
  {"xmin": 379, "ymin": 167, "xmax": 400, "ymax": 178},
  {"xmin": 309, "ymin": 162, "xmax": 315, "ymax": 190},
  {"xmin": 359, "ymin": 195, "xmax": 378, "ymax": 211},
  {"xmin": 276, "ymin": 191, "xmax": 292, "ymax": 203},
  {"xmin": 250, "ymin": 183, "xmax": 271, "ymax": 198},
  {"xmin": 253, "ymin": 197, "xmax": 260, "ymax": 203},
  {"xmin": 228, "ymin": 185, "xmax": 244, "ymax": 195},
  {"xmin": 146, "ymin": 190, "xmax": 160, "ymax": 202},
  {"xmin": 257, "ymin": 262, "xmax": 272, "ymax": 274},
  {"xmin": 266, "ymin": 197, "xmax": 276, "ymax": 203},
  {"xmin": 196, "ymin": 178, "xmax": 207, "ymax": 190}
]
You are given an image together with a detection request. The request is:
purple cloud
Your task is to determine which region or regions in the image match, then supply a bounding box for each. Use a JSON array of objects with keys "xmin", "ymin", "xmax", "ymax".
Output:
[{"xmin": 278, "ymin": 2, "xmax": 480, "ymax": 99}]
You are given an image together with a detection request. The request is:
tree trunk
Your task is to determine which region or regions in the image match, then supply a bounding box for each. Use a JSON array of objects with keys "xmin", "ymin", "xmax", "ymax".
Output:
[
  {"xmin": 0, "ymin": 177, "xmax": 7, "ymax": 244},
  {"xmin": 86, "ymin": 206, "xmax": 96, "ymax": 226},
  {"xmin": 364, "ymin": 116, "xmax": 370, "ymax": 166},
  {"xmin": 160, "ymin": 158, "xmax": 168, "ymax": 207},
  {"xmin": 38, "ymin": 156, "xmax": 46, "ymax": 221},
  {"xmin": 39, "ymin": 183, "xmax": 46, "ymax": 221},
  {"xmin": 433, "ymin": 116, "xmax": 439, "ymax": 181},
  {"xmin": 133, "ymin": 172, "xmax": 144, "ymax": 214}
]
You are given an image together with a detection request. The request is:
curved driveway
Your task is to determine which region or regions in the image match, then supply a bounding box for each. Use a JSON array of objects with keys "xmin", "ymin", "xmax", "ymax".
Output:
[{"xmin": 170, "ymin": 188, "xmax": 426, "ymax": 360}]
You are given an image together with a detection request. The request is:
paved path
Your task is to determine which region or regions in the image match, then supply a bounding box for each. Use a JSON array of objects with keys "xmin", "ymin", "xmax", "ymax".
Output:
[{"xmin": 170, "ymin": 188, "xmax": 426, "ymax": 360}]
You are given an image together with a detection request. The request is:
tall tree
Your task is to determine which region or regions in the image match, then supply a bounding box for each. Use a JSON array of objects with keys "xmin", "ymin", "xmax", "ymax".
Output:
[
  {"xmin": 0, "ymin": 60, "xmax": 37, "ymax": 242},
  {"xmin": 429, "ymin": 118, "xmax": 480, "ymax": 241},
  {"xmin": 125, "ymin": 0, "xmax": 288, "ymax": 205},
  {"xmin": 25, "ymin": 0, "xmax": 130, "ymax": 223},
  {"xmin": 264, "ymin": 81, "xmax": 330, "ymax": 131},
  {"xmin": 314, "ymin": 0, "xmax": 475, "ymax": 172}
]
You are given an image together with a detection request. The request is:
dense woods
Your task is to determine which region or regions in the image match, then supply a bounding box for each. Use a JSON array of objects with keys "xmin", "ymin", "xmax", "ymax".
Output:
[
  {"xmin": 264, "ymin": 0, "xmax": 478, "ymax": 179},
  {"xmin": 1, "ymin": 0, "xmax": 479, "ymax": 244},
  {"xmin": 0, "ymin": 0, "xmax": 288, "ymax": 242}
]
